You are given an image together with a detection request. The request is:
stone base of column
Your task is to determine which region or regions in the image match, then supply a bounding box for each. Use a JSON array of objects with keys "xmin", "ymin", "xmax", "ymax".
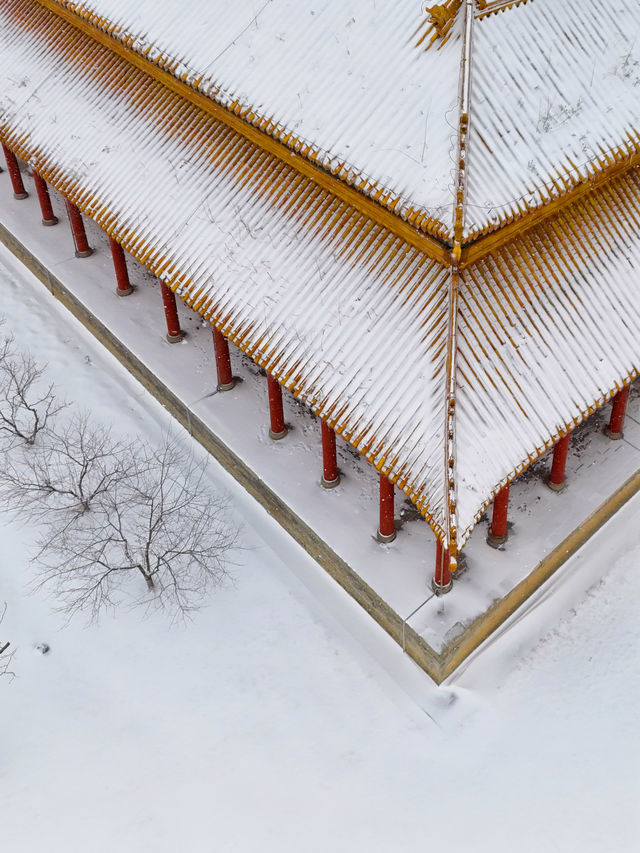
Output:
[
  {"xmin": 546, "ymin": 476, "xmax": 566, "ymax": 492},
  {"xmin": 604, "ymin": 426, "xmax": 623, "ymax": 441},
  {"xmin": 217, "ymin": 378, "xmax": 236, "ymax": 392},
  {"xmin": 165, "ymin": 330, "xmax": 185, "ymax": 344},
  {"xmin": 75, "ymin": 247, "xmax": 93, "ymax": 259},
  {"xmin": 487, "ymin": 530, "xmax": 508, "ymax": 549},
  {"xmin": 376, "ymin": 528, "xmax": 396, "ymax": 544},
  {"xmin": 321, "ymin": 473, "xmax": 341, "ymax": 489},
  {"xmin": 431, "ymin": 576, "xmax": 453, "ymax": 596},
  {"xmin": 116, "ymin": 285, "xmax": 134, "ymax": 297},
  {"xmin": 41, "ymin": 216, "xmax": 58, "ymax": 226},
  {"xmin": 269, "ymin": 426, "xmax": 288, "ymax": 441},
  {"xmin": 13, "ymin": 191, "xmax": 28, "ymax": 200}
]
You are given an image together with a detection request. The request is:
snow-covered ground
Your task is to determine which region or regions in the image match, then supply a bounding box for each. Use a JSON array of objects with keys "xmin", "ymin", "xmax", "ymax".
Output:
[{"xmin": 0, "ymin": 230, "xmax": 638, "ymax": 851}]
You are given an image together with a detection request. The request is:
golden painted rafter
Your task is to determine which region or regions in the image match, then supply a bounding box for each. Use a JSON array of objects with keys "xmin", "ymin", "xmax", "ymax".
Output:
[
  {"xmin": 461, "ymin": 146, "xmax": 640, "ymax": 266},
  {"xmin": 475, "ymin": 0, "xmax": 532, "ymax": 20}
]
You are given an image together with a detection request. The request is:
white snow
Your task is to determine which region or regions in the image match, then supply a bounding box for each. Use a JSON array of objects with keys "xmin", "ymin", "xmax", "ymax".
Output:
[
  {"xmin": 2, "ymin": 171, "xmax": 640, "ymax": 660},
  {"xmin": 43, "ymin": 0, "xmax": 460, "ymax": 230},
  {"xmin": 3, "ymin": 4, "xmax": 640, "ymax": 546},
  {"xmin": 0, "ymin": 238, "xmax": 638, "ymax": 851},
  {"xmin": 43, "ymin": 0, "xmax": 640, "ymax": 237}
]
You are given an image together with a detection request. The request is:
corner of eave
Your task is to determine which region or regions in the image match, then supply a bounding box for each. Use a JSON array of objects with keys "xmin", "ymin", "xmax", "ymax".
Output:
[{"xmin": 459, "ymin": 137, "xmax": 640, "ymax": 269}]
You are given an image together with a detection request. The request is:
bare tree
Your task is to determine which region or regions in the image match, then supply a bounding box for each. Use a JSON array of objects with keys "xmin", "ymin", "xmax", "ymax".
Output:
[
  {"xmin": 0, "ymin": 603, "xmax": 15, "ymax": 680},
  {"xmin": 0, "ymin": 413, "xmax": 134, "ymax": 525},
  {"xmin": 0, "ymin": 334, "xmax": 63, "ymax": 448},
  {"xmin": 34, "ymin": 437, "xmax": 238, "ymax": 618}
]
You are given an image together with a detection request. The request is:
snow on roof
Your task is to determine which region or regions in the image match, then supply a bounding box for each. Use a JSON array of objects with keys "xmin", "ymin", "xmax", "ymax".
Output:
[
  {"xmin": 0, "ymin": 0, "xmax": 451, "ymax": 533},
  {"xmin": 467, "ymin": 0, "xmax": 640, "ymax": 239},
  {"xmin": 44, "ymin": 0, "xmax": 460, "ymax": 241},
  {"xmin": 1, "ymin": 0, "xmax": 639, "ymax": 546},
  {"xmin": 42, "ymin": 0, "xmax": 640, "ymax": 244},
  {"xmin": 456, "ymin": 168, "xmax": 640, "ymax": 539}
]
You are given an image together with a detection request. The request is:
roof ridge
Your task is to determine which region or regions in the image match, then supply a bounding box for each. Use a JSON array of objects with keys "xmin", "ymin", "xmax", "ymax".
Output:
[
  {"xmin": 475, "ymin": 0, "xmax": 531, "ymax": 18},
  {"xmin": 440, "ymin": 0, "xmax": 475, "ymax": 579}
]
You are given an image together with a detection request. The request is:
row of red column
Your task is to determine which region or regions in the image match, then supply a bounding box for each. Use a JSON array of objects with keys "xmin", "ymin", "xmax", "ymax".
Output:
[
  {"xmin": 2, "ymin": 145, "xmax": 412, "ymax": 577},
  {"xmin": 1, "ymin": 146, "xmax": 414, "ymax": 583},
  {"xmin": 4, "ymin": 144, "xmax": 188, "ymax": 344},
  {"xmin": 211, "ymin": 332, "xmax": 398, "ymax": 538},
  {"xmin": 3, "ymin": 143, "xmax": 634, "ymax": 595},
  {"xmin": 6, "ymin": 145, "xmax": 412, "ymax": 581},
  {"xmin": 486, "ymin": 386, "xmax": 631, "ymax": 549}
]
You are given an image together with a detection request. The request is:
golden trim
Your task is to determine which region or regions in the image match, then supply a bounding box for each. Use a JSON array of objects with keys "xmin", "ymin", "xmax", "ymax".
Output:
[{"xmin": 475, "ymin": 0, "xmax": 532, "ymax": 20}]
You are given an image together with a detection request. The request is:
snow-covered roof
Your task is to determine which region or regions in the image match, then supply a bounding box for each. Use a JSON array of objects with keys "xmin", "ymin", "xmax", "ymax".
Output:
[
  {"xmin": 467, "ymin": 0, "xmax": 640, "ymax": 240},
  {"xmin": 40, "ymin": 0, "xmax": 640, "ymax": 243},
  {"xmin": 456, "ymin": 169, "xmax": 640, "ymax": 538},
  {"xmin": 1, "ymin": 0, "xmax": 639, "ymax": 548}
]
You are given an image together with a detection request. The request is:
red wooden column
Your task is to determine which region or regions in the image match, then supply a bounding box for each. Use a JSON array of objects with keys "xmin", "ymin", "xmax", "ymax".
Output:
[
  {"xmin": 109, "ymin": 237, "xmax": 133, "ymax": 296},
  {"xmin": 160, "ymin": 282, "xmax": 184, "ymax": 343},
  {"xmin": 64, "ymin": 199, "xmax": 93, "ymax": 258},
  {"xmin": 320, "ymin": 421, "xmax": 340, "ymax": 488},
  {"xmin": 33, "ymin": 172, "xmax": 58, "ymax": 225},
  {"xmin": 376, "ymin": 474, "xmax": 396, "ymax": 543},
  {"xmin": 1, "ymin": 144, "xmax": 28, "ymax": 199},
  {"xmin": 547, "ymin": 433, "xmax": 571, "ymax": 491},
  {"xmin": 267, "ymin": 374, "xmax": 287, "ymax": 440},
  {"xmin": 487, "ymin": 483, "xmax": 510, "ymax": 548},
  {"xmin": 212, "ymin": 327, "xmax": 235, "ymax": 391},
  {"xmin": 432, "ymin": 539, "xmax": 452, "ymax": 595},
  {"xmin": 605, "ymin": 386, "xmax": 630, "ymax": 440}
]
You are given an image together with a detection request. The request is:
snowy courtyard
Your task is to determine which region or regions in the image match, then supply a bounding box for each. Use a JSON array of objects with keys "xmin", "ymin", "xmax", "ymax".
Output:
[
  {"xmin": 0, "ymin": 235, "xmax": 638, "ymax": 852},
  {"xmin": 1, "ymin": 1, "xmax": 640, "ymax": 850}
]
